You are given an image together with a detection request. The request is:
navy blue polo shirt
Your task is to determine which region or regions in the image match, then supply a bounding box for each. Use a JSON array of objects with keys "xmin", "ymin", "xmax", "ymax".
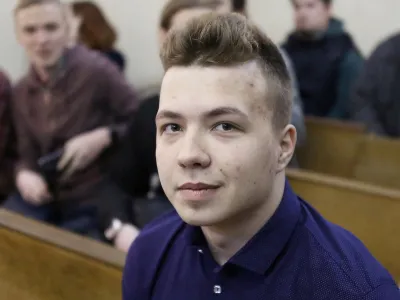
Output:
[{"xmin": 122, "ymin": 182, "xmax": 399, "ymax": 299}]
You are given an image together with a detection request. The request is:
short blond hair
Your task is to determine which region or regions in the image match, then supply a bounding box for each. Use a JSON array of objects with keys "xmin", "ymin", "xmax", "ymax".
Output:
[
  {"xmin": 160, "ymin": 0, "xmax": 222, "ymax": 31},
  {"xmin": 160, "ymin": 12, "xmax": 292, "ymax": 130},
  {"xmin": 14, "ymin": 0, "xmax": 61, "ymax": 14}
]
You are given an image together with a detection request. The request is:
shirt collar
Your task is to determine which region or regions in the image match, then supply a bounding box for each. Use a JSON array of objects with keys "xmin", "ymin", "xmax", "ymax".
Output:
[
  {"xmin": 183, "ymin": 179, "xmax": 301, "ymax": 275},
  {"xmin": 26, "ymin": 46, "xmax": 78, "ymax": 90}
]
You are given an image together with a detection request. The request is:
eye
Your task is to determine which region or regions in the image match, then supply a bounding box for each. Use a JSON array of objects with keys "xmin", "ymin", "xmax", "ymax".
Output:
[
  {"xmin": 214, "ymin": 123, "xmax": 236, "ymax": 132},
  {"xmin": 163, "ymin": 123, "xmax": 182, "ymax": 133},
  {"xmin": 24, "ymin": 26, "xmax": 36, "ymax": 34},
  {"xmin": 45, "ymin": 23, "xmax": 59, "ymax": 32}
]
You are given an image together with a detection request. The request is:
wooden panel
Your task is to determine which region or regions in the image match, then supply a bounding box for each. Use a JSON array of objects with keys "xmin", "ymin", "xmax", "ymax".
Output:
[
  {"xmin": 353, "ymin": 135, "xmax": 400, "ymax": 189},
  {"xmin": 296, "ymin": 117, "xmax": 365, "ymax": 177},
  {"xmin": 287, "ymin": 169, "xmax": 400, "ymax": 281},
  {"xmin": 0, "ymin": 209, "xmax": 126, "ymax": 300}
]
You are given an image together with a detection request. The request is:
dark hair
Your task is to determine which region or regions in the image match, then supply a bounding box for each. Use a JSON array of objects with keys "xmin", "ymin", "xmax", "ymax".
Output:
[
  {"xmin": 231, "ymin": 0, "xmax": 246, "ymax": 12},
  {"xmin": 160, "ymin": 12, "xmax": 292, "ymax": 130},
  {"xmin": 72, "ymin": 1, "xmax": 117, "ymax": 51},
  {"xmin": 160, "ymin": 0, "xmax": 222, "ymax": 31}
]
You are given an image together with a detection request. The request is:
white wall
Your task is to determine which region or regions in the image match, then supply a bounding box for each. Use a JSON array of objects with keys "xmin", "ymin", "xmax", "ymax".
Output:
[
  {"xmin": 0, "ymin": 1, "xmax": 27, "ymax": 82},
  {"xmin": 2, "ymin": 0, "xmax": 400, "ymax": 87}
]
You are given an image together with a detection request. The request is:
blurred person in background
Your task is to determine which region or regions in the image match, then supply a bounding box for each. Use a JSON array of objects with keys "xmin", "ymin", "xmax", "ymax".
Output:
[
  {"xmin": 351, "ymin": 33, "xmax": 400, "ymax": 137},
  {"xmin": 5, "ymin": 0, "xmax": 138, "ymax": 252},
  {"xmin": 70, "ymin": 1, "xmax": 126, "ymax": 72},
  {"xmin": 283, "ymin": 0, "xmax": 363, "ymax": 119},
  {"xmin": 0, "ymin": 70, "xmax": 17, "ymax": 204}
]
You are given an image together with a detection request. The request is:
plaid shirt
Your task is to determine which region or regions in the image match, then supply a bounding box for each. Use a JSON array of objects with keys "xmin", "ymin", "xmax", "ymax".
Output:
[{"xmin": 0, "ymin": 70, "xmax": 16, "ymax": 196}]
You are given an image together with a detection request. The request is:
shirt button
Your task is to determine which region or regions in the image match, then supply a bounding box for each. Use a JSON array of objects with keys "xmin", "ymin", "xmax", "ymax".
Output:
[
  {"xmin": 213, "ymin": 285, "xmax": 222, "ymax": 294},
  {"xmin": 198, "ymin": 249, "xmax": 203, "ymax": 254}
]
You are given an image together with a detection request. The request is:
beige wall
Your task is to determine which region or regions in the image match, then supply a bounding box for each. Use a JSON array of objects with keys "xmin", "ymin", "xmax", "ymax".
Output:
[{"xmin": 2, "ymin": 0, "xmax": 400, "ymax": 88}]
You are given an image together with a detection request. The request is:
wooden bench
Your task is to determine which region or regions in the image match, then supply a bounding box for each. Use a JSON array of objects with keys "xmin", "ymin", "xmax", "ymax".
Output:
[
  {"xmin": 296, "ymin": 117, "xmax": 366, "ymax": 178},
  {"xmin": 287, "ymin": 168, "xmax": 400, "ymax": 281},
  {"xmin": 353, "ymin": 135, "xmax": 400, "ymax": 190},
  {"xmin": 0, "ymin": 209, "xmax": 125, "ymax": 300}
]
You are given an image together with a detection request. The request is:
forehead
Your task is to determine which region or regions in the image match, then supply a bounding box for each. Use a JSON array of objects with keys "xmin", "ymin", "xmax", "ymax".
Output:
[
  {"xmin": 16, "ymin": 3, "xmax": 65, "ymax": 27},
  {"xmin": 170, "ymin": 7, "xmax": 214, "ymax": 30},
  {"xmin": 160, "ymin": 61, "xmax": 268, "ymax": 115},
  {"xmin": 294, "ymin": 0, "xmax": 324, "ymax": 7}
]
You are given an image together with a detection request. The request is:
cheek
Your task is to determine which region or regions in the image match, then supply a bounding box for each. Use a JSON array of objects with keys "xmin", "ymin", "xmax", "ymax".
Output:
[
  {"xmin": 221, "ymin": 139, "xmax": 275, "ymax": 183},
  {"xmin": 156, "ymin": 147, "xmax": 173, "ymax": 176}
]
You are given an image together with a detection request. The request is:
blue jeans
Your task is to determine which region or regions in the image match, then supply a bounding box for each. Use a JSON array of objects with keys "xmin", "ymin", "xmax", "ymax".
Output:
[{"xmin": 3, "ymin": 193, "xmax": 104, "ymax": 241}]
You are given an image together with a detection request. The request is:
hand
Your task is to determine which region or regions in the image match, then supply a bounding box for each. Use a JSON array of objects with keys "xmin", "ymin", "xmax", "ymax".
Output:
[
  {"xmin": 57, "ymin": 127, "xmax": 112, "ymax": 180},
  {"xmin": 16, "ymin": 169, "xmax": 51, "ymax": 205},
  {"xmin": 114, "ymin": 224, "xmax": 140, "ymax": 252}
]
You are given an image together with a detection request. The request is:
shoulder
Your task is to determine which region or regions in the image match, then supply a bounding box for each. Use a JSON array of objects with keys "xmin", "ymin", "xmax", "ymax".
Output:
[
  {"xmin": 368, "ymin": 33, "xmax": 400, "ymax": 63},
  {"xmin": 124, "ymin": 210, "xmax": 183, "ymax": 272},
  {"xmin": 72, "ymin": 45, "xmax": 121, "ymax": 76},
  {"xmin": 123, "ymin": 210, "xmax": 183, "ymax": 297},
  {"xmin": 0, "ymin": 71, "xmax": 11, "ymax": 96},
  {"xmin": 12, "ymin": 75, "xmax": 31, "ymax": 101},
  {"xmin": 298, "ymin": 201, "xmax": 396, "ymax": 296}
]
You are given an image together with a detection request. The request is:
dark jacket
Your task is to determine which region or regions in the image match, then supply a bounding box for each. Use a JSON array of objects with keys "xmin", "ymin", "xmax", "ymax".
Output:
[
  {"xmin": 283, "ymin": 18, "xmax": 363, "ymax": 119},
  {"xmin": 111, "ymin": 95, "xmax": 160, "ymax": 199},
  {"xmin": 351, "ymin": 33, "xmax": 400, "ymax": 137}
]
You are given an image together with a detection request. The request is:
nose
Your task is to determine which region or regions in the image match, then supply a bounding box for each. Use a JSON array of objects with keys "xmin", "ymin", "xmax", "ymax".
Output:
[
  {"xmin": 36, "ymin": 30, "xmax": 49, "ymax": 45},
  {"xmin": 177, "ymin": 131, "xmax": 211, "ymax": 169}
]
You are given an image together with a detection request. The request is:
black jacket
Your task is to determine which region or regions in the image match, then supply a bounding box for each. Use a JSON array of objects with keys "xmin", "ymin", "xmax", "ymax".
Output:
[{"xmin": 351, "ymin": 33, "xmax": 400, "ymax": 137}]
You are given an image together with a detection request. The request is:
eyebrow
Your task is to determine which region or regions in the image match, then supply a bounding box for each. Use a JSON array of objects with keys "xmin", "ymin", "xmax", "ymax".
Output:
[{"xmin": 155, "ymin": 106, "xmax": 249, "ymax": 121}]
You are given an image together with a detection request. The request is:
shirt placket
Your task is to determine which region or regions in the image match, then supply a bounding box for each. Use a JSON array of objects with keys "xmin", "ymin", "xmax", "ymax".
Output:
[{"xmin": 197, "ymin": 246, "xmax": 225, "ymax": 297}]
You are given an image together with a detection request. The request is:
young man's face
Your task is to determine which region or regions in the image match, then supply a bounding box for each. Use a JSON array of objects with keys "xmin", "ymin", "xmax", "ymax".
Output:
[
  {"xmin": 156, "ymin": 61, "xmax": 293, "ymax": 226},
  {"xmin": 15, "ymin": 3, "xmax": 69, "ymax": 70},
  {"xmin": 292, "ymin": 0, "xmax": 331, "ymax": 32}
]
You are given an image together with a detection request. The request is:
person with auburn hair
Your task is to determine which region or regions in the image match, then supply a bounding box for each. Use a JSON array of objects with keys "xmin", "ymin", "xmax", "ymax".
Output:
[
  {"xmin": 70, "ymin": 1, "xmax": 125, "ymax": 71},
  {"xmin": 122, "ymin": 13, "xmax": 399, "ymax": 299},
  {"xmin": 6, "ymin": 0, "xmax": 139, "ymax": 252}
]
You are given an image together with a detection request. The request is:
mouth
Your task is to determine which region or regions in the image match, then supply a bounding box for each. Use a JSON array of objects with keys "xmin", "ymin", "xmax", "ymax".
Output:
[{"xmin": 177, "ymin": 182, "xmax": 221, "ymax": 202}]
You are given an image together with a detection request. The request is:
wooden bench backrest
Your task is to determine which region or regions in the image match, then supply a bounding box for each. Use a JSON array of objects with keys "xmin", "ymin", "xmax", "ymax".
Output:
[
  {"xmin": 296, "ymin": 117, "xmax": 366, "ymax": 177},
  {"xmin": 353, "ymin": 135, "xmax": 400, "ymax": 189},
  {"xmin": 0, "ymin": 209, "xmax": 125, "ymax": 300},
  {"xmin": 287, "ymin": 169, "xmax": 400, "ymax": 281}
]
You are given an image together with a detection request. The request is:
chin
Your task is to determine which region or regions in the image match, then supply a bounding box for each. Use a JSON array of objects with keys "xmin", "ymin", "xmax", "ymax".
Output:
[{"xmin": 177, "ymin": 208, "xmax": 225, "ymax": 227}]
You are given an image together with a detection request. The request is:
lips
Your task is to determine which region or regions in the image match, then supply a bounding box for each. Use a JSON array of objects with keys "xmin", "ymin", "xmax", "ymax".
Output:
[
  {"xmin": 177, "ymin": 182, "xmax": 221, "ymax": 202},
  {"xmin": 178, "ymin": 182, "xmax": 220, "ymax": 190}
]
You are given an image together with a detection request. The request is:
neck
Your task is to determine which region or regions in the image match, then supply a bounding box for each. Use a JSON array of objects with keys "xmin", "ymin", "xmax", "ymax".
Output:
[
  {"xmin": 34, "ymin": 54, "xmax": 65, "ymax": 84},
  {"xmin": 202, "ymin": 174, "xmax": 286, "ymax": 265}
]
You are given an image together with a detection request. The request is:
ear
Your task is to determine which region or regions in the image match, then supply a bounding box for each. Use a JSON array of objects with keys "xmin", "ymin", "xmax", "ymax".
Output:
[{"xmin": 277, "ymin": 124, "xmax": 297, "ymax": 171}]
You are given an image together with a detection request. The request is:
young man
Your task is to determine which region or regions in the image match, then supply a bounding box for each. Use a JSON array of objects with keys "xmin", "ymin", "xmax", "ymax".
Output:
[
  {"xmin": 5, "ymin": 0, "xmax": 138, "ymax": 251},
  {"xmin": 111, "ymin": 0, "xmax": 305, "ymax": 227},
  {"xmin": 282, "ymin": 0, "xmax": 363, "ymax": 119},
  {"xmin": 0, "ymin": 71, "xmax": 16, "ymax": 203},
  {"xmin": 122, "ymin": 13, "xmax": 399, "ymax": 299}
]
